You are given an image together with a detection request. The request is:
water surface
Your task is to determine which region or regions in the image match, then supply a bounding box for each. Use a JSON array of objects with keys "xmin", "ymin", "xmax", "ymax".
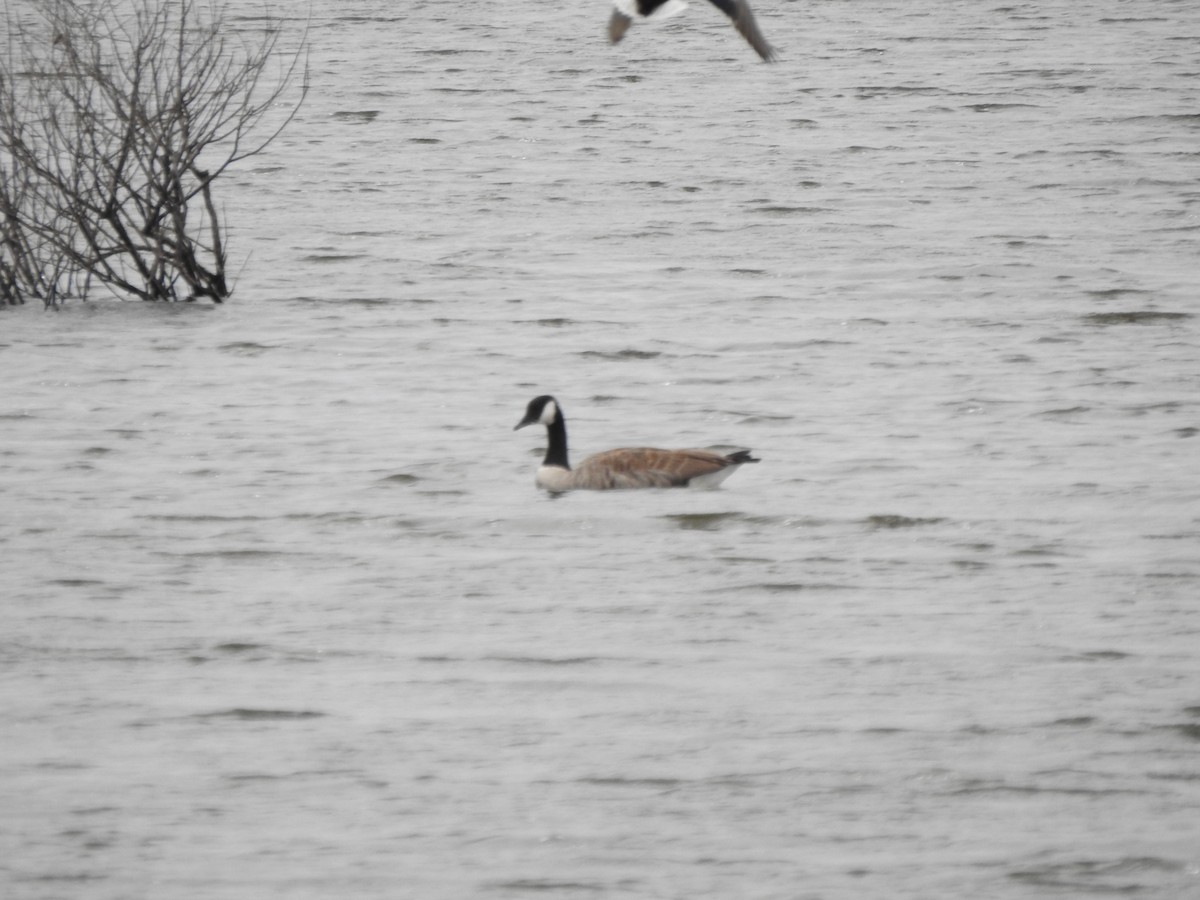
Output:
[{"xmin": 2, "ymin": 1, "xmax": 1199, "ymax": 897}]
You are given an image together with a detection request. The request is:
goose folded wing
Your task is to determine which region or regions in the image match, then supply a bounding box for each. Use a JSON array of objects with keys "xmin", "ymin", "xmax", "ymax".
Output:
[{"xmin": 575, "ymin": 448, "xmax": 733, "ymax": 489}]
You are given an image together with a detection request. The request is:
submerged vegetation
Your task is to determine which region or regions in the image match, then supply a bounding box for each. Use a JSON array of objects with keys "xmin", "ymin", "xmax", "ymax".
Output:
[{"xmin": 0, "ymin": 0, "xmax": 307, "ymax": 306}]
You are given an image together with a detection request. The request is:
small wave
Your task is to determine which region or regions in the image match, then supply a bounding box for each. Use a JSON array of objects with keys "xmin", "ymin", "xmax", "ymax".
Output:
[
  {"xmin": 578, "ymin": 349, "xmax": 662, "ymax": 360},
  {"xmin": 865, "ymin": 514, "xmax": 946, "ymax": 529},
  {"xmin": 660, "ymin": 512, "xmax": 746, "ymax": 531},
  {"xmin": 1009, "ymin": 856, "xmax": 1185, "ymax": 891},
  {"xmin": 1164, "ymin": 723, "xmax": 1200, "ymax": 742},
  {"xmin": 195, "ymin": 708, "xmax": 326, "ymax": 721},
  {"xmin": 485, "ymin": 656, "xmax": 604, "ymax": 667},
  {"xmin": 219, "ymin": 341, "xmax": 275, "ymax": 356},
  {"xmin": 331, "ymin": 110, "xmax": 379, "ymax": 123},
  {"xmin": 380, "ymin": 473, "xmax": 419, "ymax": 485},
  {"xmin": 1082, "ymin": 311, "xmax": 1191, "ymax": 325},
  {"xmin": 212, "ymin": 642, "xmax": 268, "ymax": 654},
  {"xmin": 721, "ymin": 582, "xmax": 854, "ymax": 593},
  {"xmin": 580, "ymin": 776, "xmax": 685, "ymax": 789},
  {"xmin": 486, "ymin": 880, "xmax": 607, "ymax": 893}
]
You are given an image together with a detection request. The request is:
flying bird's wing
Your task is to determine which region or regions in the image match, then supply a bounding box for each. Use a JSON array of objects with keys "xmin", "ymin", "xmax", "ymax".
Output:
[
  {"xmin": 704, "ymin": 0, "xmax": 776, "ymax": 62},
  {"xmin": 608, "ymin": 8, "xmax": 634, "ymax": 44}
]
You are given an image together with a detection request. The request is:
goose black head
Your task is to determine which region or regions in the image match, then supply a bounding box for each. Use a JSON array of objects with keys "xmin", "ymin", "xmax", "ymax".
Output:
[{"xmin": 514, "ymin": 395, "xmax": 560, "ymax": 431}]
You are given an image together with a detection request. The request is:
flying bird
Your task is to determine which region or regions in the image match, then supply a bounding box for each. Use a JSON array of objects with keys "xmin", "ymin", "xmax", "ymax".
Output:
[
  {"xmin": 607, "ymin": 0, "xmax": 777, "ymax": 63},
  {"xmin": 515, "ymin": 395, "xmax": 760, "ymax": 493}
]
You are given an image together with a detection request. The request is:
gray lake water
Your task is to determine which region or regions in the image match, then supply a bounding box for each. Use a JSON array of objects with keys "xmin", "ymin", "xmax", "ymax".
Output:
[{"xmin": 3, "ymin": 0, "xmax": 1199, "ymax": 897}]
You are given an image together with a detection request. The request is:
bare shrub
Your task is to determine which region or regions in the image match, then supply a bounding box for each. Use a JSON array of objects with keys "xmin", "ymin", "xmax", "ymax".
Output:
[{"xmin": 0, "ymin": 0, "xmax": 308, "ymax": 306}]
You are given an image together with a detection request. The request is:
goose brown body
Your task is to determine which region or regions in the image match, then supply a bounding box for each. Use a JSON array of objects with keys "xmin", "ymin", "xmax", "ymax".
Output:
[{"xmin": 515, "ymin": 395, "xmax": 759, "ymax": 493}]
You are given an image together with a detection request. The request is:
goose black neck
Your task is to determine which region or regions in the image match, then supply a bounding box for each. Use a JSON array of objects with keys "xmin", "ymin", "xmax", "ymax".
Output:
[{"xmin": 543, "ymin": 415, "xmax": 570, "ymax": 470}]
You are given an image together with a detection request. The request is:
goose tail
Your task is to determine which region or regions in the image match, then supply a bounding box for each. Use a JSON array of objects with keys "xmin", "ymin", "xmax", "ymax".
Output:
[{"xmin": 726, "ymin": 449, "xmax": 760, "ymax": 465}]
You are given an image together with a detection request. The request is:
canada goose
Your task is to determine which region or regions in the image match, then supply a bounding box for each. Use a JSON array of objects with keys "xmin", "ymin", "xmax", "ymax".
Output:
[
  {"xmin": 607, "ymin": 0, "xmax": 777, "ymax": 63},
  {"xmin": 514, "ymin": 395, "xmax": 760, "ymax": 492}
]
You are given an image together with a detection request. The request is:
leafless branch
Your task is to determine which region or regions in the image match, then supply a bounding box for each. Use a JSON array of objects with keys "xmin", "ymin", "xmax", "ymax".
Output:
[{"xmin": 0, "ymin": 0, "xmax": 307, "ymax": 305}]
